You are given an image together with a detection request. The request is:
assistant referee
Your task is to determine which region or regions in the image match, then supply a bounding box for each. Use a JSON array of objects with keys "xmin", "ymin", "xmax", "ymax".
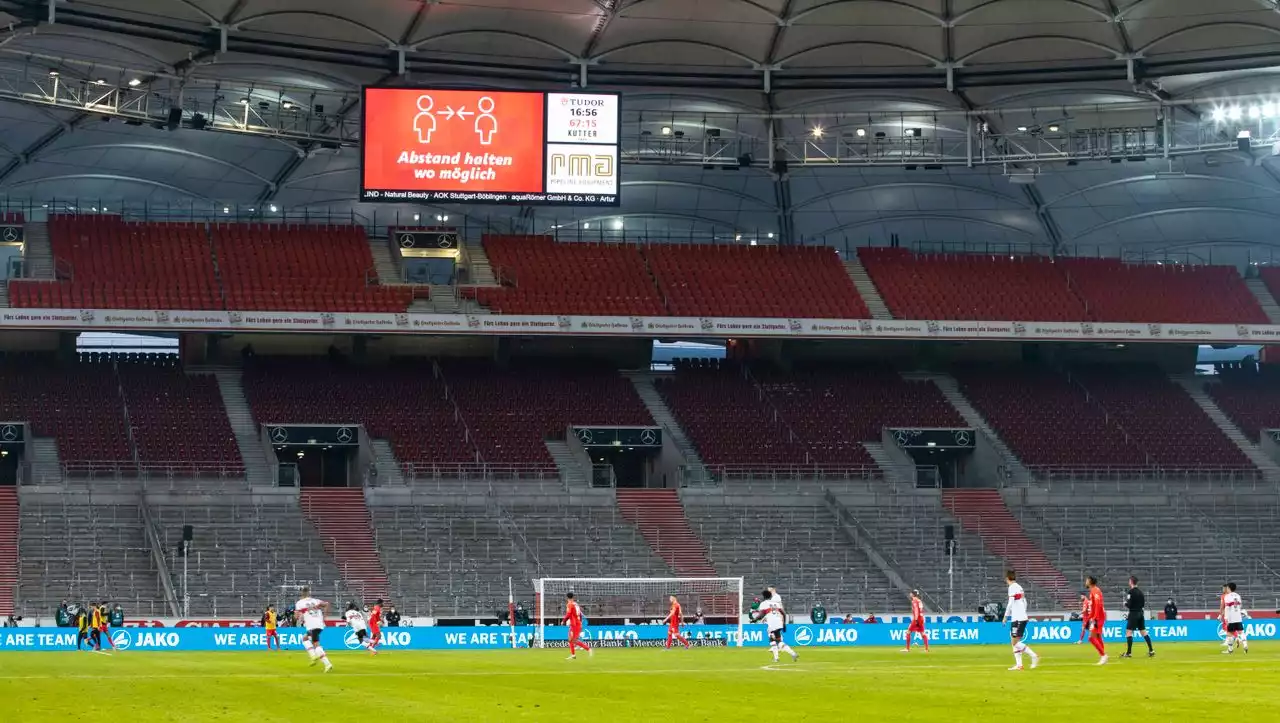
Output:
[{"xmin": 1123, "ymin": 575, "xmax": 1155, "ymax": 658}]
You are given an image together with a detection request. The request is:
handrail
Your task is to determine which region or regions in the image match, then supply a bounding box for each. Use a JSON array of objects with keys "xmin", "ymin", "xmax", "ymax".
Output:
[
  {"xmin": 138, "ymin": 499, "xmax": 182, "ymax": 617},
  {"xmin": 1169, "ymin": 495, "xmax": 1280, "ymax": 585},
  {"xmin": 824, "ymin": 489, "xmax": 943, "ymax": 612}
]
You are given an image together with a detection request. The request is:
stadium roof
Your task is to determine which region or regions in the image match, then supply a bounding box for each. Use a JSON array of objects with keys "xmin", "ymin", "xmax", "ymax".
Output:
[{"xmin": 0, "ymin": 0, "xmax": 1279, "ymax": 263}]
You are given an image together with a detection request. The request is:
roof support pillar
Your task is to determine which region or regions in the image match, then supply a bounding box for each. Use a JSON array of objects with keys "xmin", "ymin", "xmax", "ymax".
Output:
[{"xmin": 47, "ymin": 0, "xmax": 55, "ymax": 24}]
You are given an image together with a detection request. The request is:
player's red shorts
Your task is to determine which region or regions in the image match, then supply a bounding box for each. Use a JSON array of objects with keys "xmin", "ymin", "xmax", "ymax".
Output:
[
  {"xmin": 1089, "ymin": 620, "xmax": 1105, "ymax": 635},
  {"xmin": 569, "ymin": 626, "xmax": 583, "ymax": 639},
  {"xmin": 98, "ymin": 625, "xmax": 110, "ymax": 633},
  {"xmin": 368, "ymin": 625, "xmax": 381, "ymax": 640},
  {"xmin": 668, "ymin": 625, "xmax": 680, "ymax": 635},
  {"xmin": 266, "ymin": 629, "xmax": 278, "ymax": 638},
  {"xmin": 908, "ymin": 620, "xmax": 925, "ymax": 633}
]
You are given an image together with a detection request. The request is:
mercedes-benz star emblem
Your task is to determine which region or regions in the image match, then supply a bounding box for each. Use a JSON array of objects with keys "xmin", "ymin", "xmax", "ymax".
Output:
[
  {"xmin": 577, "ymin": 429, "xmax": 593, "ymax": 444},
  {"xmin": 955, "ymin": 430, "xmax": 971, "ymax": 445},
  {"xmin": 0, "ymin": 425, "xmax": 16, "ymax": 441},
  {"xmin": 336, "ymin": 427, "xmax": 354, "ymax": 443},
  {"xmin": 2, "ymin": 227, "xmax": 18, "ymax": 242},
  {"xmin": 270, "ymin": 427, "xmax": 289, "ymax": 443},
  {"xmin": 399, "ymin": 233, "xmax": 416, "ymax": 248},
  {"xmin": 640, "ymin": 429, "xmax": 657, "ymax": 445},
  {"xmin": 438, "ymin": 234, "xmax": 456, "ymax": 248}
]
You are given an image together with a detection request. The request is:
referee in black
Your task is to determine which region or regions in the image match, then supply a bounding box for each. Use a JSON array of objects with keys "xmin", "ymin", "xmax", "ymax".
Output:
[{"xmin": 1122, "ymin": 575, "xmax": 1155, "ymax": 658}]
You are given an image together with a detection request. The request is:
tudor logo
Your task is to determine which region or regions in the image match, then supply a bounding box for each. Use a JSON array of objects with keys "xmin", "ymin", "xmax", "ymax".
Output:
[
  {"xmin": 0, "ymin": 424, "xmax": 17, "ymax": 441},
  {"xmin": 1, "ymin": 227, "xmax": 19, "ymax": 242},
  {"xmin": 270, "ymin": 427, "xmax": 289, "ymax": 443},
  {"xmin": 336, "ymin": 427, "xmax": 355, "ymax": 443},
  {"xmin": 399, "ymin": 233, "xmax": 416, "ymax": 248},
  {"xmin": 111, "ymin": 630, "xmax": 132, "ymax": 650},
  {"xmin": 640, "ymin": 429, "xmax": 657, "ymax": 445},
  {"xmin": 344, "ymin": 630, "xmax": 363, "ymax": 650}
]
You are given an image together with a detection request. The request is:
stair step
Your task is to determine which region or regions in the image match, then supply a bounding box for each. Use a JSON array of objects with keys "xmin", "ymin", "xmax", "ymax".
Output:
[{"xmin": 842, "ymin": 257, "xmax": 894, "ymax": 320}]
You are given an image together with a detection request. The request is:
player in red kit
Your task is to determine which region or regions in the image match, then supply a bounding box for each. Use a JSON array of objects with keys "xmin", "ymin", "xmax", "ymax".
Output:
[
  {"xmin": 1077, "ymin": 591, "xmax": 1091, "ymax": 644},
  {"xmin": 564, "ymin": 592, "xmax": 592, "ymax": 660},
  {"xmin": 1085, "ymin": 576, "xmax": 1107, "ymax": 665},
  {"xmin": 901, "ymin": 589, "xmax": 929, "ymax": 652},
  {"xmin": 661, "ymin": 595, "xmax": 691, "ymax": 650},
  {"xmin": 367, "ymin": 598, "xmax": 383, "ymax": 651}
]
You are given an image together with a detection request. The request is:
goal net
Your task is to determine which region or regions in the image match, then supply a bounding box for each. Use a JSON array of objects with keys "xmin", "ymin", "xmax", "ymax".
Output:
[{"xmin": 534, "ymin": 577, "xmax": 744, "ymax": 648}]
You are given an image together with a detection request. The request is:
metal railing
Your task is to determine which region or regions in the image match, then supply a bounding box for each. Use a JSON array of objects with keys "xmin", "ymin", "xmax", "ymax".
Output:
[
  {"xmin": 31, "ymin": 461, "xmax": 249, "ymax": 483},
  {"xmin": 1022, "ymin": 465, "xmax": 1265, "ymax": 486},
  {"xmin": 681, "ymin": 464, "xmax": 886, "ymax": 486},
  {"xmin": 395, "ymin": 463, "xmax": 561, "ymax": 484}
]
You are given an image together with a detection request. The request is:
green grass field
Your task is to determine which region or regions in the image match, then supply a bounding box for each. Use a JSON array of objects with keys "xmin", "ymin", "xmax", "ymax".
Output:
[{"xmin": 2, "ymin": 644, "xmax": 1277, "ymax": 721}]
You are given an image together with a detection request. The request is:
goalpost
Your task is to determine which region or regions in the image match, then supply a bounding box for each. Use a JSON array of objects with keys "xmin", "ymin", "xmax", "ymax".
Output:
[{"xmin": 534, "ymin": 577, "xmax": 745, "ymax": 648}]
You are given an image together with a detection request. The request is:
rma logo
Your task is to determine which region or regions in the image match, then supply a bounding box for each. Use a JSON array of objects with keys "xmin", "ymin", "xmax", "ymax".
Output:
[{"xmin": 550, "ymin": 154, "xmax": 614, "ymax": 178}]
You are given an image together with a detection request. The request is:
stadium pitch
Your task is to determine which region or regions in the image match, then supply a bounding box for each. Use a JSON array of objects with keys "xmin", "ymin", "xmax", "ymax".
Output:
[{"xmin": 2, "ymin": 644, "xmax": 1276, "ymax": 721}]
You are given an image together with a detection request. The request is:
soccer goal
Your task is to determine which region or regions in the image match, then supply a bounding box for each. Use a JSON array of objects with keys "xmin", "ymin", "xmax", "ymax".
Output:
[{"xmin": 534, "ymin": 577, "xmax": 745, "ymax": 648}]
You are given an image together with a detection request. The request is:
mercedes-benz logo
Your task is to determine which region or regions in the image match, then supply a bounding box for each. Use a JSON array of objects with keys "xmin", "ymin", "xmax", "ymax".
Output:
[
  {"xmin": 0, "ymin": 425, "xmax": 17, "ymax": 441},
  {"xmin": 894, "ymin": 430, "xmax": 909, "ymax": 445},
  {"xmin": 438, "ymin": 234, "xmax": 456, "ymax": 248},
  {"xmin": 955, "ymin": 430, "xmax": 971, "ymax": 446},
  {"xmin": 270, "ymin": 427, "xmax": 289, "ymax": 443},
  {"xmin": 336, "ymin": 427, "xmax": 354, "ymax": 443},
  {"xmin": 399, "ymin": 233, "xmax": 416, "ymax": 248},
  {"xmin": 640, "ymin": 429, "xmax": 657, "ymax": 445},
  {"xmin": 577, "ymin": 429, "xmax": 594, "ymax": 444},
  {"xmin": 2, "ymin": 227, "xmax": 18, "ymax": 242}
]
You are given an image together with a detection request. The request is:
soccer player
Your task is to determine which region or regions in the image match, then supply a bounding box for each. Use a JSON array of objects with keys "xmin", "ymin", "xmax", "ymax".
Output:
[
  {"xmin": 1122, "ymin": 576, "xmax": 1154, "ymax": 658},
  {"xmin": 563, "ymin": 592, "xmax": 592, "ymax": 659},
  {"xmin": 75, "ymin": 605, "xmax": 89, "ymax": 651},
  {"xmin": 1085, "ymin": 576, "xmax": 1107, "ymax": 665},
  {"xmin": 345, "ymin": 602, "xmax": 377, "ymax": 654},
  {"xmin": 1003, "ymin": 571, "xmax": 1039, "ymax": 670},
  {"xmin": 753, "ymin": 588, "xmax": 798, "ymax": 663},
  {"xmin": 368, "ymin": 598, "xmax": 383, "ymax": 651},
  {"xmin": 901, "ymin": 589, "xmax": 929, "ymax": 653},
  {"xmin": 97, "ymin": 603, "xmax": 116, "ymax": 651},
  {"xmin": 261, "ymin": 605, "xmax": 279, "ymax": 651},
  {"xmin": 295, "ymin": 586, "xmax": 333, "ymax": 672},
  {"xmin": 1221, "ymin": 582, "xmax": 1248, "ymax": 654},
  {"xmin": 661, "ymin": 595, "xmax": 691, "ymax": 650},
  {"xmin": 1077, "ymin": 591, "xmax": 1091, "ymax": 644},
  {"xmin": 89, "ymin": 602, "xmax": 104, "ymax": 651}
]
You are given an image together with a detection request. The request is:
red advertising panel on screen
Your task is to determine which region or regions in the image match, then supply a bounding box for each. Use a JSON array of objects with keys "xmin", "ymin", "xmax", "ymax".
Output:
[
  {"xmin": 361, "ymin": 87, "xmax": 620, "ymax": 206},
  {"xmin": 363, "ymin": 89, "xmax": 544, "ymax": 199}
]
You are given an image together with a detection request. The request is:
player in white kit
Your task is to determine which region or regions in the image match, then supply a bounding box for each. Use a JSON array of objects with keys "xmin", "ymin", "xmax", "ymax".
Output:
[
  {"xmin": 295, "ymin": 586, "xmax": 333, "ymax": 672},
  {"xmin": 1003, "ymin": 570, "xmax": 1040, "ymax": 671},
  {"xmin": 345, "ymin": 602, "xmax": 378, "ymax": 654},
  {"xmin": 1221, "ymin": 582, "xmax": 1249, "ymax": 654},
  {"xmin": 752, "ymin": 588, "xmax": 798, "ymax": 663}
]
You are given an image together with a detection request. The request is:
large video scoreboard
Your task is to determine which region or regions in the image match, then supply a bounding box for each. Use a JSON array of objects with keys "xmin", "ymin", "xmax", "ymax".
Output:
[{"xmin": 361, "ymin": 87, "xmax": 621, "ymax": 206}]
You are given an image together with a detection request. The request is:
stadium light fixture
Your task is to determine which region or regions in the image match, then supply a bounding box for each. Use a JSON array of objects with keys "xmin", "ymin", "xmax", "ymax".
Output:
[
  {"xmin": 735, "ymin": 233, "xmax": 742, "ymax": 241},
  {"xmin": 1228, "ymin": 106, "xmax": 1243, "ymax": 121},
  {"xmin": 47, "ymin": 69, "xmax": 58, "ymax": 77},
  {"xmin": 1264, "ymin": 103, "xmax": 1278, "ymax": 119},
  {"xmin": 613, "ymin": 218, "xmax": 624, "ymax": 230},
  {"xmin": 1211, "ymin": 107, "xmax": 1227, "ymax": 123},
  {"xmin": 128, "ymin": 78, "xmax": 141, "ymax": 87},
  {"xmin": 811, "ymin": 125, "xmax": 824, "ymax": 139},
  {"xmin": 767, "ymin": 232, "xmax": 774, "ymax": 239},
  {"xmin": 268, "ymin": 204, "xmax": 278, "ymax": 213},
  {"xmin": 221, "ymin": 207, "xmax": 230, "ymax": 214},
  {"xmin": 1048, "ymin": 125, "xmax": 1060, "ymax": 132},
  {"xmin": 1250, "ymin": 106, "xmax": 1262, "ymax": 120},
  {"xmin": 750, "ymin": 239, "xmax": 758, "ymax": 246},
  {"xmin": 661, "ymin": 126, "xmax": 672, "ymax": 136},
  {"xmin": 1016, "ymin": 126, "xmax": 1028, "ymax": 132},
  {"xmin": 855, "ymin": 128, "xmax": 866, "ymax": 137},
  {"xmin": 94, "ymin": 79, "xmax": 107, "ymax": 86},
  {"xmin": 583, "ymin": 222, "xmax": 590, "ymax": 229},
  {"xmin": 413, "ymin": 213, "xmax": 420, "ymax": 221},
  {"xmin": 441, "ymin": 215, "xmax": 449, "ymax": 222}
]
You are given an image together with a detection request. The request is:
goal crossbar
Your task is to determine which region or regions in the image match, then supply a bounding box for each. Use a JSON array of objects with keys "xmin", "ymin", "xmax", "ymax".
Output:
[{"xmin": 535, "ymin": 577, "xmax": 744, "ymax": 648}]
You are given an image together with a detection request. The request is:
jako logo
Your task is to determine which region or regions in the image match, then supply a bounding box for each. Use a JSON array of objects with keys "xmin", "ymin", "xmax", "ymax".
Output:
[
  {"xmin": 793, "ymin": 626, "xmax": 814, "ymax": 646},
  {"xmin": 111, "ymin": 630, "xmax": 132, "ymax": 650}
]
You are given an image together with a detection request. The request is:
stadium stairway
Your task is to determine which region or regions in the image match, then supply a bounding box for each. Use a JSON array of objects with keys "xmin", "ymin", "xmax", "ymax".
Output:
[
  {"xmin": 300, "ymin": 488, "xmax": 390, "ymax": 601},
  {"xmin": 210, "ymin": 368, "xmax": 274, "ymax": 487},
  {"xmin": 1171, "ymin": 373, "xmax": 1280, "ymax": 481},
  {"xmin": 625, "ymin": 373, "xmax": 706, "ymax": 470},
  {"xmin": 463, "ymin": 238, "xmax": 499, "ymax": 286},
  {"xmin": 616, "ymin": 489, "xmax": 717, "ymax": 577},
  {"xmin": 842, "ymin": 256, "xmax": 893, "ymax": 320},
  {"xmin": 23, "ymin": 223, "xmax": 53, "ymax": 280},
  {"xmin": 942, "ymin": 489, "xmax": 1074, "ymax": 606},
  {"xmin": 1245, "ymin": 278, "xmax": 1280, "ymax": 324},
  {"xmin": 0, "ymin": 487, "xmax": 16, "ymax": 615},
  {"xmin": 910, "ymin": 372, "xmax": 1033, "ymax": 484}
]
